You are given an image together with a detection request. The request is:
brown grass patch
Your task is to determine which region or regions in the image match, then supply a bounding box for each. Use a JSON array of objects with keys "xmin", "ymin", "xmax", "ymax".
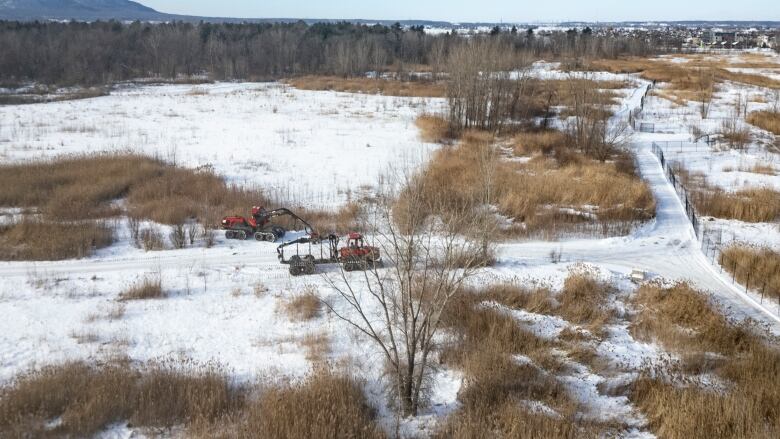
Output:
[
  {"xmin": 286, "ymin": 76, "xmax": 446, "ymax": 98},
  {"xmin": 237, "ymin": 370, "xmax": 384, "ymax": 438},
  {"xmin": 724, "ymin": 163, "xmax": 777, "ymax": 175},
  {"xmin": 557, "ymin": 273, "xmax": 616, "ymax": 333},
  {"xmin": 0, "ymin": 155, "xmax": 161, "ymax": 220},
  {"xmin": 747, "ymin": 110, "xmax": 780, "ymax": 135},
  {"xmin": 436, "ymin": 284, "xmax": 607, "ymax": 438},
  {"xmin": 0, "ymin": 362, "xmax": 382, "ymax": 439},
  {"xmin": 674, "ymin": 165, "xmax": 780, "ymax": 223},
  {"xmin": 628, "ymin": 283, "xmax": 780, "ymax": 439},
  {"xmin": 415, "ymin": 114, "xmax": 452, "ymax": 143},
  {"xmin": 693, "ymin": 187, "xmax": 780, "ymax": 223},
  {"xmin": 511, "ymin": 130, "xmax": 569, "ymax": 157},
  {"xmin": 398, "ymin": 129, "xmax": 654, "ymax": 239},
  {"xmin": 585, "ymin": 57, "xmax": 780, "ymax": 93},
  {"xmin": 0, "ymin": 154, "xmax": 266, "ymax": 225},
  {"xmin": 0, "ymin": 361, "xmax": 240, "ymax": 438},
  {"xmin": 0, "ymin": 155, "xmax": 362, "ymax": 260},
  {"xmin": 283, "ymin": 289, "xmax": 322, "ymax": 321},
  {"xmin": 119, "ymin": 277, "xmax": 164, "ymax": 301},
  {"xmin": 0, "ymin": 219, "xmax": 114, "ymax": 261},
  {"xmin": 719, "ymin": 245, "xmax": 780, "ymax": 304}
]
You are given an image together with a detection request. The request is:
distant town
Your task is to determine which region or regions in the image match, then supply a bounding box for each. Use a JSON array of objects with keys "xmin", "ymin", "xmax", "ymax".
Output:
[{"xmin": 425, "ymin": 23, "xmax": 779, "ymax": 50}]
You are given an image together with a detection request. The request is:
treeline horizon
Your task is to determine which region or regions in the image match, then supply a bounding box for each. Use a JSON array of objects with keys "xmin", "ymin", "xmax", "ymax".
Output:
[{"xmin": 0, "ymin": 20, "xmax": 668, "ymax": 86}]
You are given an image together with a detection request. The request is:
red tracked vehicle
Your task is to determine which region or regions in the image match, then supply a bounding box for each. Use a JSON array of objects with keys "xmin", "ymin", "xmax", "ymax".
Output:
[{"xmin": 221, "ymin": 206, "xmax": 315, "ymax": 242}]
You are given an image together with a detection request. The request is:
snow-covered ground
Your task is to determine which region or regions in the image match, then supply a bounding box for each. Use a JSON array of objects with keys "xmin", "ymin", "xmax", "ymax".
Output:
[
  {"xmin": 0, "ymin": 83, "xmax": 444, "ymax": 209},
  {"xmin": 1, "ymin": 61, "xmax": 779, "ymax": 437}
]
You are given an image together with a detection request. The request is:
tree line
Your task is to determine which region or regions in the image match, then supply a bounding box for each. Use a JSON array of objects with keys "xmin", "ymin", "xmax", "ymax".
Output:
[{"xmin": 0, "ymin": 20, "xmax": 665, "ymax": 86}]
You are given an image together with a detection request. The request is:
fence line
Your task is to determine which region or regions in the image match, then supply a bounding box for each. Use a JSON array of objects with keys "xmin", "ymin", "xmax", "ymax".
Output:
[
  {"xmin": 651, "ymin": 142, "xmax": 780, "ymax": 315},
  {"xmin": 651, "ymin": 142, "xmax": 701, "ymax": 239}
]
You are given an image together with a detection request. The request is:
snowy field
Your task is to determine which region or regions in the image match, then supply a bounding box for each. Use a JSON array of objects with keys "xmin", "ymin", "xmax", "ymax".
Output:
[
  {"xmin": 0, "ymin": 83, "xmax": 444, "ymax": 209},
  {"xmin": 1, "ymin": 60, "xmax": 780, "ymax": 437}
]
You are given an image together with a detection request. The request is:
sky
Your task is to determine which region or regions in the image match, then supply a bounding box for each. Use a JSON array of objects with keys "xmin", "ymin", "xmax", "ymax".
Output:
[{"xmin": 137, "ymin": 1, "xmax": 780, "ymax": 22}]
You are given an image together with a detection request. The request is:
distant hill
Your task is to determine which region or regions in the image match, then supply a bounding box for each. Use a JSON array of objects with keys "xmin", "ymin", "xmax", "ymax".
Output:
[
  {"xmin": 0, "ymin": 0, "xmax": 454, "ymax": 25},
  {"xmin": 0, "ymin": 0, "xmax": 169, "ymax": 21}
]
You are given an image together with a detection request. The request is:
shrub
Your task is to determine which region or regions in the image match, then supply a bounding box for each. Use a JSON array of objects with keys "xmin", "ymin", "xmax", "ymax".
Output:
[
  {"xmin": 139, "ymin": 227, "xmax": 166, "ymax": 251},
  {"xmin": 169, "ymin": 223, "xmax": 186, "ymax": 249},
  {"xmin": 0, "ymin": 219, "xmax": 114, "ymax": 261}
]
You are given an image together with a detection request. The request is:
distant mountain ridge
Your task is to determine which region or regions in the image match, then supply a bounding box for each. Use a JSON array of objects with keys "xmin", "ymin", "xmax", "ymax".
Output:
[
  {"xmin": 0, "ymin": 0, "xmax": 165, "ymax": 20},
  {"xmin": 0, "ymin": 0, "xmax": 778, "ymax": 28}
]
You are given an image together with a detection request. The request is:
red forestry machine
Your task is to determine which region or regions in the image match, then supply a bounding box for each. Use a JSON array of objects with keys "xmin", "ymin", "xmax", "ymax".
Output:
[
  {"xmin": 221, "ymin": 206, "xmax": 314, "ymax": 242},
  {"xmin": 277, "ymin": 232, "xmax": 382, "ymax": 276}
]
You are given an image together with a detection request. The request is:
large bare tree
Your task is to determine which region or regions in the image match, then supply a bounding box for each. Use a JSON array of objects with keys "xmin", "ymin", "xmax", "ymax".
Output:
[{"xmin": 322, "ymin": 169, "xmax": 486, "ymax": 418}]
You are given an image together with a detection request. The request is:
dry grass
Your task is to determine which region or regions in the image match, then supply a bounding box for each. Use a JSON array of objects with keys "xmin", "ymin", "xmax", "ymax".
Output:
[
  {"xmin": 283, "ymin": 289, "xmax": 322, "ymax": 321},
  {"xmin": 719, "ymin": 119, "xmax": 752, "ymax": 149},
  {"xmin": 512, "ymin": 130, "xmax": 570, "ymax": 156},
  {"xmin": 126, "ymin": 166, "xmax": 266, "ymax": 225},
  {"xmin": 557, "ymin": 273, "xmax": 616, "ymax": 335},
  {"xmin": 235, "ymin": 370, "xmax": 383, "ymax": 439},
  {"xmin": 0, "ymin": 219, "xmax": 114, "ymax": 261},
  {"xmin": 723, "ymin": 163, "xmax": 777, "ymax": 175},
  {"xmin": 628, "ymin": 283, "xmax": 780, "ymax": 439},
  {"xmin": 693, "ymin": 187, "xmax": 780, "ymax": 223},
  {"xmin": 299, "ymin": 202, "xmax": 362, "ymax": 236},
  {"xmin": 436, "ymin": 283, "xmax": 606, "ymax": 438},
  {"xmin": 583, "ymin": 57, "xmax": 780, "ymax": 99},
  {"xmin": 0, "ymin": 154, "xmax": 267, "ymax": 225},
  {"xmin": 400, "ymin": 128, "xmax": 654, "ymax": 238},
  {"xmin": 0, "ymin": 155, "xmax": 363, "ymax": 260},
  {"xmin": 285, "ymin": 76, "xmax": 446, "ymax": 98},
  {"xmin": 747, "ymin": 110, "xmax": 780, "ymax": 135},
  {"xmin": 0, "ymin": 362, "xmax": 383, "ymax": 439},
  {"xmin": 0, "ymin": 154, "xmax": 162, "ymax": 220},
  {"xmin": 673, "ymin": 165, "xmax": 780, "ymax": 223},
  {"xmin": 119, "ymin": 277, "xmax": 165, "ymax": 301},
  {"xmin": 719, "ymin": 245, "xmax": 780, "ymax": 303},
  {"xmin": 0, "ymin": 361, "xmax": 240, "ymax": 438},
  {"xmin": 415, "ymin": 114, "xmax": 452, "ymax": 143}
]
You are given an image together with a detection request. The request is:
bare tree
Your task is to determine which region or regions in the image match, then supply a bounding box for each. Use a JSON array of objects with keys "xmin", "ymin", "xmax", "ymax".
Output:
[
  {"xmin": 446, "ymin": 38, "xmax": 532, "ymax": 133},
  {"xmin": 564, "ymin": 75, "xmax": 632, "ymax": 161},
  {"xmin": 697, "ymin": 67, "xmax": 715, "ymax": 119},
  {"xmin": 322, "ymin": 169, "xmax": 485, "ymax": 418}
]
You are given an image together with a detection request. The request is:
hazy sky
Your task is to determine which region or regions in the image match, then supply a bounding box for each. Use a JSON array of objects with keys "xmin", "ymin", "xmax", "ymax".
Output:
[{"xmin": 138, "ymin": 1, "xmax": 779, "ymax": 22}]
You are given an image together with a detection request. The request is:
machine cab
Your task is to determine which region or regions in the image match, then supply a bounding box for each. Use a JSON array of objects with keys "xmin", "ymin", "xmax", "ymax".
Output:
[{"xmin": 346, "ymin": 232, "xmax": 364, "ymax": 249}]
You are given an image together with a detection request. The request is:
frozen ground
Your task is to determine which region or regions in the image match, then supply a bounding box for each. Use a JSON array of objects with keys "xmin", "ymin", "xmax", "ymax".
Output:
[
  {"xmin": 1, "ymin": 65, "xmax": 779, "ymax": 437},
  {"xmin": 0, "ymin": 82, "xmax": 444, "ymax": 209}
]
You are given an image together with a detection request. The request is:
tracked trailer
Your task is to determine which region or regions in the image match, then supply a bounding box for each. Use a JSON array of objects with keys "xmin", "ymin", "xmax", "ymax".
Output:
[{"xmin": 277, "ymin": 232, "xmax": 382, "ymax": 276}]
